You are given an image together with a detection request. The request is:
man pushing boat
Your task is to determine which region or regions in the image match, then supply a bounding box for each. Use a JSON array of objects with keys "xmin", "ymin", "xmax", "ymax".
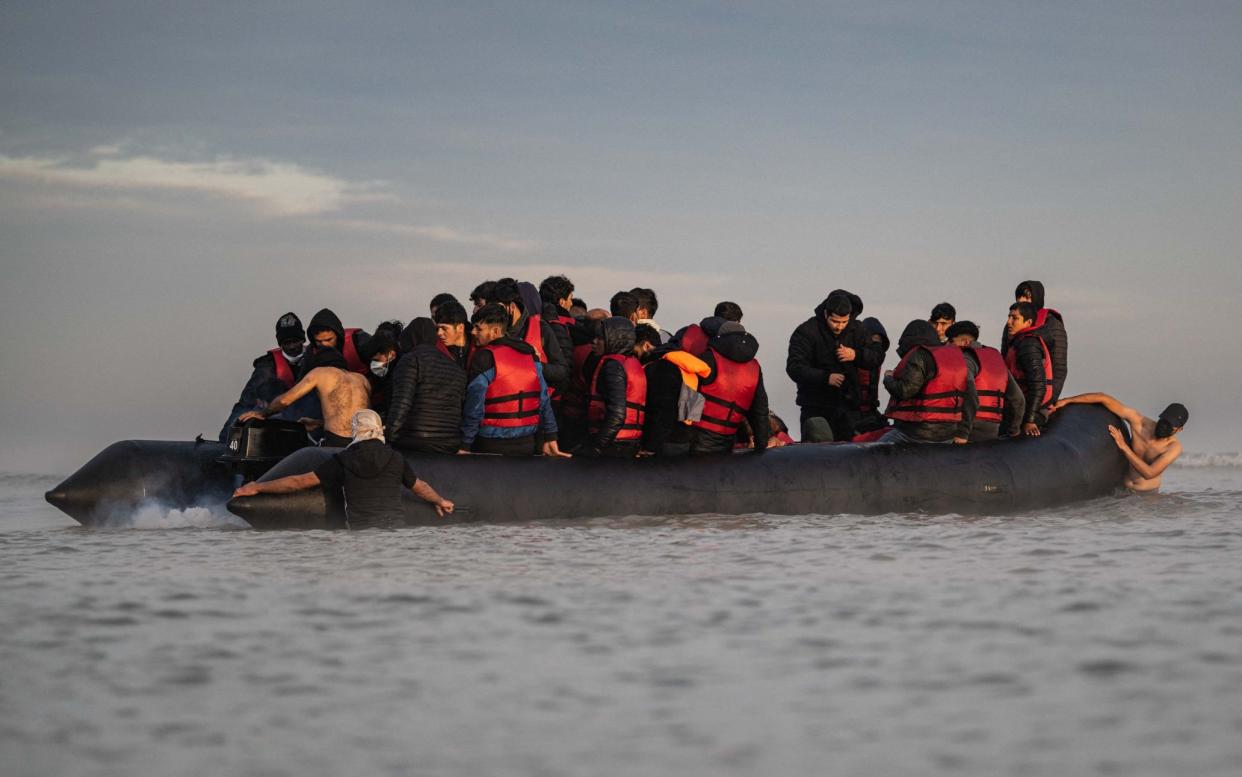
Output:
[{"xmin": 1051, "ymin": 393, "xmax": 1188, "ymax": 492}]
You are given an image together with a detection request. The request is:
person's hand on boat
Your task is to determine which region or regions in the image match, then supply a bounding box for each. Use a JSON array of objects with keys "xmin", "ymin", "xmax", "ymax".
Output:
[
  {"xmin": 836, "ymin": 346, "xmax": 856, "ymax": 363},
  {"xmin": 952, "ymin": 437, "xmax": 968, "ymax": 445},
  {"xmin": 1047, "ymin": 399, "xmax": 1068, "ymax": 416},
  {"xmin": 828, "ymin": 373, "xmax": 845, "ymax": 387},
  {"xmin": 1107, "ymin": 425, "xmax": 1127, "ymax": 449},
  {"xmin": 767, "ymin": 436, "xmax": 788, "ymax": 448},
  {"xmin": 233, "ymin": 482, "xmax": 261, "ymax": 498},
  {"xmin": 1023, "ymin": 422, "xmax": 1041, "ymax": 437},
  {"xmin": 434, "ymin": 498, "xmax": 454, "ymax": 517},
  {"xmin": 237, "ymin": 410, "xmax": 264, "ymax": 423},
  {"xmin": 542, "ymin": 440, "xmax": 572, "ymax": 458}
]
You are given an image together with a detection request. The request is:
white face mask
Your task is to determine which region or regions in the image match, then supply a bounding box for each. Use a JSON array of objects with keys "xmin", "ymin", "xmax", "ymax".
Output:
[
  {"xmin": 283, "ymin": 349, "xmax": 304, "ymax": 365},
  {"xmin": 370, "ymin": 360, "xmax": 389, "ymax": 377}
]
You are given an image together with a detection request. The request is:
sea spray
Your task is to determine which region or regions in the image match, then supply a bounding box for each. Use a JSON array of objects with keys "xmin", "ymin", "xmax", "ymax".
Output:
[{"xmin": 103, "ymin": 500, "xmax": 251, "ymax": 530}]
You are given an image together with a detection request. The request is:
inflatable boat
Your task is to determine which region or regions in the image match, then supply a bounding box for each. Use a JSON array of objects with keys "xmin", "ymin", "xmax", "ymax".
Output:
[{"xmin": 44, "ymin": 405, "xmax": 1128, "ymax": 529}]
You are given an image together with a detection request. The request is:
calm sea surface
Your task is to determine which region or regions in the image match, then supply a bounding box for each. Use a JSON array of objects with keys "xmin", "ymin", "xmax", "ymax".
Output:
[{"xmin": 2, "ymin": 458, "xmax": 1241, "ymax": 777}]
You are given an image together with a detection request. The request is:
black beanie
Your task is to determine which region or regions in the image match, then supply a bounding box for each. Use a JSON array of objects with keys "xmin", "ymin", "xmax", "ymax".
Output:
[
  {"xmin": 307, "ymin": 346, "xmax": 347, "ymax": 371},
  {"xmin": 276, "ymin": 312, "xmax": 304, "ymax": 344}
]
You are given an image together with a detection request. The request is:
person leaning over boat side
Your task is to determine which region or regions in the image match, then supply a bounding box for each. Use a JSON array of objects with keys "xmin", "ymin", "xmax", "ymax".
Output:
[
  {"xmin": 879, "ymin": 320, "xmax": 977, "ymax": 444},
  {"xmin": 1001, "ymin": 280, "xmax": 1068, "ymax": 402},
  {"xmin": 690, "ymin": 321, "xmax": 770, "ymax": 454},
  {"xmin": 786, "ymin": 291, "xmax": 883, "ymax": 442},
  {"xmin": 239, "ymin": 346, "xmax": 371, "ymax": 447},
  {"xmin": 218, "ymin": 312, "xmax": 309, "ymax": 441},
  {"xmin": 303, "ymin": 308, "xmax": 370, "ymax": 376},
  {"xmin": 1004, "ymin": 302, "xmax": 1054, "ymax": 437},
  {"xmin": 630, "ymin": 287, "xmax": 673, "ymax": 343},
  {"xmin": 1048, "ymin": 394, "xmax": 1187, "ymax": 492},
  {"xmin": 386, "ymin": 318, "xmax": 466, "ymax": 455},
  {"xmin": 929, "ymin": 302, "xmax": 956, "ymax": 344},
  {"xmin": 575, "ymin": 317, "xmax": 647, "ymax": 458},
  {"xmin": 433, "ymin": 300, "xmax": 471, "ymax": 371},
  {"xmin": 948, "ymin": 321, "xmax": 1024, "ymax": 441},
  {"xmin": 233, "ymin": 410, "xmax": 454, "ymax": 529},
  {"xmin": 460, "ymin": 304, "xmax": 568, "ymax": 457}
]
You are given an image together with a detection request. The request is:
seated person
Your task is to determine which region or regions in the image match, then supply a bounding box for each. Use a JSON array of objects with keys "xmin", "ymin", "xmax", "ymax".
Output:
[
  {"xmin": 688, "ymin": 322, "xmax": 770, "ymax": 455},
  {"xmin": 360, "ymin": 331, "xmax": 399, "ymax": 417},
  {"xmin": 577, "ymin": 317, "xmax": 647, "ymax": 458},
  {"xmin": 1004, "ymin": 302, "xmax": 1053, "ymax": 437},
  {"xmin": 432, "ymin": 300, "xmax": 470, "ymax": 370},
  {"xmin": 239, "ymin": 347, "xmax": 371, "ymax": 447},
  {"xmin": 460, "ymin": 304, "xmax": 566, "ymax": 457},
  {"xmin": 304, "ymin": 308, "xmax": 370, "ymax": 375},
  {"xmin": 1002, "ymin": 280, "xmax": 1068, "ymax": 401},
  {"xmin": 880, "ymin": 320, "xmax": 977, "ymax": 444},
  {"xmin": 947, "ymin": 321, "xmax": 1024, "ymax": 441},
  {"xmin": 929, "ymin": 302, "xmax": 956, "ymax": 344},
  {"xmin": 640, "ymin": 328, "xmax": 712, "ymax": 458},
  {"xmin": 1051, "ymin": 394, "xmax": 1187, "ymax": 492},
  {"xmin": 233, "ymin": 410, "xmax": 454, "ymax": 530},
  {"xmin": 387, "ymin": 319, "xmax": 466, "ymax": 454},
  {"xmin": 429, "ymin": 292, "xmax": 458, "ymax": 319},
  {"xmin": 219, "ymin": 312, "xmax": 308, "ymax": 441}
]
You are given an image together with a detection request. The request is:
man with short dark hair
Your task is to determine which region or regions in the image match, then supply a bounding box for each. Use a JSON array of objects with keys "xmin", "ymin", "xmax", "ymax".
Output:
[
  {"xmin": 359, "ymin": 331, "xmax": 399, "ymax": 416},
  {"xmin": 609, "ymin": 291, "xmax": 640, "ymax": 323},
  {"xmin": 947, "ymin": 321, "xmax": 1024, "ymax": 441},
  {"xmin": 714, "ymin": 301, "xmax": 743, "ymax": 323},
  {"xmin": 432, "ymin": 300, "xmax": 470, "ymax": 369},
  {"xmin": 630, "ymin": 287, "xmax": 672, "ymax": 343},
  {"xmin": 485, "ymin": 279, "xmax": 570, "ymax": 396},
  {"xmin": 929, "ymin": 302, "xmax": 956, "ymax": 344},
  {"xmin": 1002, "ymin": 281, "xmax": 1069, "ymax": 402},
  {"xmin": 429, "ymin": 293, "xmax": 458, "ymax": 319},
  {"xmin": 633, "ymin": 323, "xmax": 661, "ymax": 361},
  {"xmin": 1005, "ymin": 302, "xmax": 1053, "ymax": 437},
  {"xmin": 469, "ymin": 280, "xmax": 497, "ymax": 312},
  {"xmin": 219, "ymin": 312, "xmax": 309, "ymax": 441},
  {"xmin": 1050, "ymin": 394, "xmax": 1187, "ymax": 492},
  {"xmin": 786, "ymin": 291, "xmax": 884, "ymax": 442},
  {"xmin": 233, "ymin": 410, "xmax": 454, "ymax": 529}
]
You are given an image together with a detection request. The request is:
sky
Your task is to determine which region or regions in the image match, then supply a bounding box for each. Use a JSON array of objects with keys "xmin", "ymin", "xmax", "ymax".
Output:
[{"xmin": 2, "ymin": 1, "xmax": 1240, "ymax": 473}]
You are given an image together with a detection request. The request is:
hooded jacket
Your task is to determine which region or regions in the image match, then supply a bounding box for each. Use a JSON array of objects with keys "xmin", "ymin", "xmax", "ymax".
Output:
[
  {"xmin": 882, "ymin": 321, "xmax": 977, "ymax": 442},
  {"xmin": 461, "ymin": 336, "xmax": 557, "ymax": 447},
  {"xmin": 692, "ymin": 326, "xmax": 770, "ymax": 454},
  {"xmin": 386, "ymin": 319, "xmax": 467, "ymax": 452},
  {"xmin": 304, "ymin": 308, "xmax": 369, "ymax": 376},
  {"xmin": 786, "ymin": 299, "xmax": 885, "ymax": 413},
  {"xmin": 1000, "ymin": 280, "xmax": 1068, "ymax": 401},
  {"xmin": 312, "ymin": 438, "xmax": 417, "ymax": 529},
  {"xmin": 581, "ymin": 317, "xmax": 644, "ymax": 456},
  {"xmin": 1006, "ymin": 325, "xmax": 1051, "ymax": 425}
]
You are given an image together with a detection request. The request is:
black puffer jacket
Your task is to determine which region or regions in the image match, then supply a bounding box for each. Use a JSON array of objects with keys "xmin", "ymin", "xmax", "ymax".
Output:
[
  {"xmin": 883, "ymin": 321, "xmax": 977, "ymax": 442},
  {"xmin": 693, "ymin": 328, "xmax": 770, "ymax": 454},
  {"xmin": 641, "ymin": 345, "xmax": 691, "ymax": 456},
  {"xmin": 543, "ymin": 302, "xmax": 575, "ymax": 368},
  {"xmin": 580, "ymin": 317, "xmax": 639, "ymax": 456},
  {"xmin": 786, "ymin": 301, "xmax": 884, "ymax": 412},
  {"xmin": 510, "ymin": 310, "xmax": 569, "ymax": 395},
  {"xmin": 1008, "ymin": 331, "xmax": 1049, "ymax": 425},
  {"xmin": 385, "ymin": 320, "xmax": 467, "ymax": 451},
  {"xmin": 1000, "ymin": 280, "xmax": 1068, "ymax": 401}
]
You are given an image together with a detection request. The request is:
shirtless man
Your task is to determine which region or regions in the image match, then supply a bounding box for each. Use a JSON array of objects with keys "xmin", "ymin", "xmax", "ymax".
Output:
[
  {"xmin": 1051, "ymin": 393, "xmax": 1188, "ymax": 492},
  {"xmin": 239, "ymin": 347, "xmax": 370, "ymax": 447}
]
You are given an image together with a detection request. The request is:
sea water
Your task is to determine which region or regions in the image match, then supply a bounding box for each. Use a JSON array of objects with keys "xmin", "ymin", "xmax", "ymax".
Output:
[{"xmin": 2, "ymin": 461, "xmax": 1240, "ymax": 777}]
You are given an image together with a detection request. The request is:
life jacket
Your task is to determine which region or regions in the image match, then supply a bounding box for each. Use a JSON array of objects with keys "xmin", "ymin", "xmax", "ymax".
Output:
[
  {"xmin": 969, "ymin": 345, "xmax": 1009, "ymax": 424},
  {"xmin": 587, "ymin": 354, "xmax": 647, "ymax": 442},
  {"xmin": 885, "ymin": 345, "xmax": 969, "ymax": 424},
  {"xmin": 560, "ymin": 342, "xmax": 596, "ymax": 420},
  {"xmin": 267, "ymin": 348, "xmax": 298, "ymax": 390},
  {"xmin": 341, "ymin": 328, "xmax": 367, "ymax": 375},
  {"xmin": 521, "ymin": 315, "xmax": 547, "ymax": 363},
  {"xmin": 856, "ymin": 366, "xmax": 880, "ymax": 413},
  {"xmin": 692, "ymin": 350, "xmax": 760, "ymax": 436},
  {"xmin": 480, "ymin": 343, "xmax": 543, "ymax": 430},
  {"xmin": 1005, "ymin": 328, "xmax": 1054, "ymax": 410},
  {"xmin": 679, "ymin": 324, "xmax": 709, "ymax": 357},
  {"xmin": 554, "ymin": 314, "xmax": 576, "ymax": 328}
]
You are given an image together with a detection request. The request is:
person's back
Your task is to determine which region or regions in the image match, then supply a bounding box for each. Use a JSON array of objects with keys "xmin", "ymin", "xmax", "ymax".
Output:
[
  {"xmin": 316, "ymin": 439, "xmax": 413, "ymax": 529},
  {"xmin": 947, "ymin": 321, "xmax": 1024, "ymax": 441},
  {"xmin": 580, "ymin": 317, "xmax": 646, "ymax": 458},
  {"xmin": 882, "ymin": 321, "xmax": 976, "ymax": 444},
  {"xmin": 692, "ymin": 323, "xmax": 769, "ymax": 454},
  {"xmin": 388, "ymin": 319, "xmax": 466, "ymax": 454}
]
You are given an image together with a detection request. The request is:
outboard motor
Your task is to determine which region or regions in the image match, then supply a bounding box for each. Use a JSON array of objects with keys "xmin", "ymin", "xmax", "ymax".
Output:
[{"xmin": 219, "ymin": 419, "xmax": 313, "ymax": 480}]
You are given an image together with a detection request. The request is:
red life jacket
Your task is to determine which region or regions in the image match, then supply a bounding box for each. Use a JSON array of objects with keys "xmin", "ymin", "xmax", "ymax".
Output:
[
  {"xmin": 341, "ymin": 328, "xmax": 367, "ymax": 375},
  {"xmin": 679, "ymin": 324, "xmax": 709, "ymax": 357},
  {"xmin": 885, "ymin": 345, "xmax": 969, "ymax": 424},
  {"xmin": 587, "ymin": 354, "xmax": 647, "ymax": 442},
  {"xmin": 692, "ymin": 350, "xmax": 760, "ymax": 436},
  {"xmin": 969, "ymin": 345, "xmax": 1009, "ymax": 424},
  {"xmin": 857, "ymin": 366, "xmax": 880, "ymax": 413},
  {"xmin": 561, "ymin": 342, "xmax": 596, "ymax": 419},
  {"xmin": 480, "ymin": 343, "xmax": 543, "ymax": 430},
  {"xmin": 521, "ymin": 315, "xmax": 547, "ymax": 363},
  {"xmin": 267, "ymin": 348, "xmax": 298, "ymax": 390},
  {"xmin": 554, "ymin": 314, "xmax": 576, "ymax": 328},
  {"xmin": 1005, "ymin": 328, "xmax": 1054, "ymax": 410}
]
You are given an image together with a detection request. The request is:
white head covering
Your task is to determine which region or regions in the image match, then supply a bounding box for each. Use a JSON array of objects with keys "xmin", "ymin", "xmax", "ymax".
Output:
[{"xmin": 349, "ymin": 409, "xmax": 385, "ymax": 445}]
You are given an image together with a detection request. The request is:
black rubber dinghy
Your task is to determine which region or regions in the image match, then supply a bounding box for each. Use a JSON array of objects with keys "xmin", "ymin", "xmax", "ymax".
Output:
[{"xmin": 47, "ymin": 405, "xmax": 1128, "ymax": 529}]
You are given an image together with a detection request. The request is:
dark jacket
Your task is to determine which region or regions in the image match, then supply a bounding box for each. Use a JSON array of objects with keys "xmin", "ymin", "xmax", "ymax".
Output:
[
  {"xmin": 313, "ymin": 439, "xmax": 417, "ymax": 530},
  {"xmin": 962, "ymin": 348, "xmax": 1025, "ymax": 441},
  {"xmin": 641, "ymin": 347, "xmax": 691, "ymax": 456},
  {"xmin": 883, "ymin": 321, "xmax": 977, "ymax": 443},
  {"xmin": 386, "ymin": 322, "xmax": 467, "ymax": 453},
  {"xmin": 579, "ymin": 318, "xmax": 640, "ymax": 457},
  {"xmin": 1000, "ymin": 280, "xmax": 1068, "ymax": 401},
  {"xmin": 786, "ymin": 302, "xmax": 884, "ymax": 437},
  {"xmin": 219, "ymin": 350, "xmax": 321, "ymax": 441},
  {"xmin": 302, "ymin": 308, "xmax": 369, "ymax": 377},
  {"xmin": 1008, "ymin": 330, "xmax": 1050, "ymax": 425},
  {"xmin": 692, "ymin": 329, "xmax": 770, "ymax": 454},
  {"xmin": 543, "ymin": 302, "xmax": 576, "ymax": 369}
]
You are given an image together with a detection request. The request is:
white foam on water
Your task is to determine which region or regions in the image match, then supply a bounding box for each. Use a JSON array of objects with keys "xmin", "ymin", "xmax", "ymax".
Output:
[
  {"xmin": 1174, "ymin": 452, "xmax": 1242, "ymax": 469},
  {"xmin": 110, "ymin": 501, "xmax": 251, "ymax": 530}
]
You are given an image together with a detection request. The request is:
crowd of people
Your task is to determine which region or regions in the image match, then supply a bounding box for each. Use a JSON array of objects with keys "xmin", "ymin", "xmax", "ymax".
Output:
[{"xmin": 225, "ymin": 276, "xmax": 1189, "ymax": 526}]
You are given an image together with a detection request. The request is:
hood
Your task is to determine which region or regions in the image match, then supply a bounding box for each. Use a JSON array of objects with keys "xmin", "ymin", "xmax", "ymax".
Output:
[
  {"xmin": 517, "ymin": 281, "xmax": 543, "ymax": 319},
  {"xmin": 600, "ymin": 316, "xmax": 636, "ymax": 355},
  {"xmin": 828, "ymin": 289, "xmax": 864, "ymax": 318},
  {"xmin": 895, "ymin": 320, "xmax": 940, "ymax": 357},
  {"xmin": 307, "ymin": 308, "xmax": 345, "ymax": 345},
  {"xmin": 675, "ymin": 324, "xmax": 709, "ymax": 357},
  {"xmin": 710, "ymin": 322, "xmax": 759, "ymax": 362},
  {"xmin": 307, "ymin": 346, "xmax": 347, "ymax": 371},
  {"xmin": 340, "ymin": 439, "xmax": 400, "ymax": 478},
  {"xmin": 861, "ymin": 317, "xmax": 890, "ymax": 352},
  {"xmin": 699, "ymin": 316, "xmax": 726, "ymax": 337},
  {"xmin": 400, "ymin": 317, "xmax": 439, "ymax": 351},
  {"xmin": 1019, "ymin": 280, "xmax": 1046, "ymax": 310}
]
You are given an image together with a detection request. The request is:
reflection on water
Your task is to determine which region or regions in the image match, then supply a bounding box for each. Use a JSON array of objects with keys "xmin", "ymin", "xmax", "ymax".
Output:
[{"xmin": 2, "ymin": 468, "xmax": 1241, "ymax": 777}]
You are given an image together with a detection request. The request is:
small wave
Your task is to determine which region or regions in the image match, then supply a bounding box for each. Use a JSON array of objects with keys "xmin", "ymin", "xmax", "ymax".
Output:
[
  {"xmin": 103, "ymin": 501, "xmax": 250, "ymax": 530},
  {"xmin": 0, "ymin": 471, "xmax": 64, "ymax": 487},
  {"xmin": 1174, "ymin": 452, "xmax": 1242, "ymax": 469}
]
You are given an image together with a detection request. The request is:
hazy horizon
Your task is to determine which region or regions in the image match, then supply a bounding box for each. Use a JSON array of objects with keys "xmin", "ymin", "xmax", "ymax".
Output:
[{"xmin": 3, "ymin": 2, "xmax": 1240, "ymax": 474}]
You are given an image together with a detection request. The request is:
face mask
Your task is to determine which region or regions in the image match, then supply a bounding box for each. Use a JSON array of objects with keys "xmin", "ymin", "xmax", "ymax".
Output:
[
  {"xmin": 283, "ymin": 349, "xmax": 304, "ymax": 365},
  {"xmin": 370, "ymin": 360, "xmax": 389, "ymax": 378}
]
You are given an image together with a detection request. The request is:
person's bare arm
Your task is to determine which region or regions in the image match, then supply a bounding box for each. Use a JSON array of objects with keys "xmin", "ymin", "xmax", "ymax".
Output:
[
  {"xmin": 411, "ymin": 479, "xmax": 454, "ymax": 517},
  {"xmin": 233, "ymin": 471, "xmax": 320, "ymax": 497},
  {"xmin": 1108, "ymin": 426, "xmax": 1181, "ymax": 479},
  {"xmin": 239, "ymin": 370, "xmax": 320, "ymax": 421},
  {"xmin": 1054, "ymin": 392, "xmax": 1144, "ymax": 427}
]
